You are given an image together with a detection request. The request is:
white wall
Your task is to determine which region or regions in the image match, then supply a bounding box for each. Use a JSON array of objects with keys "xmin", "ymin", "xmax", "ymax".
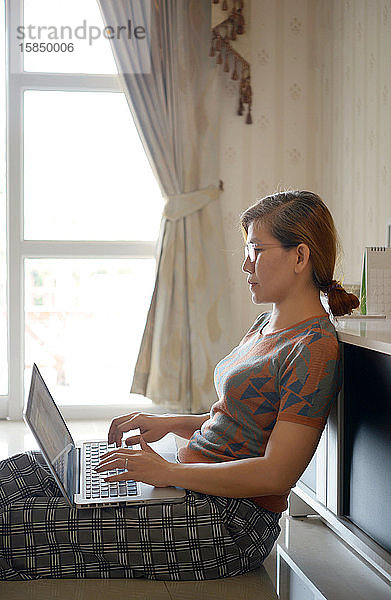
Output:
[
  {"xmin": 314, "ymin": 0, "xmax": 391, "ymax": 283},
  {"xmin": 217, "ymin": 0, "xmax": 391, "ymax": 345}
]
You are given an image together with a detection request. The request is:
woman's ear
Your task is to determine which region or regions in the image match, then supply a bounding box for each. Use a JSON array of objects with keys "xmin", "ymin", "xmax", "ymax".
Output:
[{"xmin": 294, "ymin": 243, "xmax": 311, "ymax": 273}]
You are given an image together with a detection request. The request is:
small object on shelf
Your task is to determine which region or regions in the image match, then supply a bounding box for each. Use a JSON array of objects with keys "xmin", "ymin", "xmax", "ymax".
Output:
[{"xmin": 360, "ymin": 247, "xmax": 391, "ymax": 316}]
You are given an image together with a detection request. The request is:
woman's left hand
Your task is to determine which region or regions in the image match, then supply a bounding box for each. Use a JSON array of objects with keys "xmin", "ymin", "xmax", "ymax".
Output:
[{"xmin": 95, "ymin": 437, "xmax": 175, "ymax": 488}]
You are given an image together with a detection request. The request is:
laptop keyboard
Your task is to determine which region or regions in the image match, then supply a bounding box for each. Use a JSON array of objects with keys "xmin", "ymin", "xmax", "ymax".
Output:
[
  {"xmin": 54, "ymin": 454, "xmax": 65, "ymax": 482},
  {"xmin": 84, "ymin": 441, "xmax": 138, "ymax": 500}
]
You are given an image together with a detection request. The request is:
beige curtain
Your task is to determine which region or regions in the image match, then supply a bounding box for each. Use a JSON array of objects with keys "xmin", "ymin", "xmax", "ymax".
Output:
[{"xmin": 98, "ymin": 0, "xmax": 232, "ymax": 412}]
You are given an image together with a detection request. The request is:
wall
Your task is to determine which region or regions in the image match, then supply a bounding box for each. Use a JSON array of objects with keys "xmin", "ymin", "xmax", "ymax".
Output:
[
  {"xmin": 315, "ymin": 0, "xmax": 391, "ymax": 284},
  {"xmin": 218, "ymin": 0, "xmax": 318, "ymax": 343},
  {"xmin": 217, "ymin": 0, "xmax": 391, "ymax": 345}
]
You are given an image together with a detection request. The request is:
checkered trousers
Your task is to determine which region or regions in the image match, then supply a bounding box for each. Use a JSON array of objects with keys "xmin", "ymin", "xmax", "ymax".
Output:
[{"xmin": 0, "ymin": 452, "xmax": 281, "ymax": 581}]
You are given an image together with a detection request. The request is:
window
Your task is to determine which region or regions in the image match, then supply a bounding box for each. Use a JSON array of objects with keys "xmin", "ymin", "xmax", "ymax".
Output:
[
  {"xmin": 5, "ymin": 0, "xmax": 162, "ymax": 419},
  {"xmin": 0, "ymin": 0, "xmax": 6, "ymax": 412},
  {"xmin": 23, "ymin": 90, "xmax": 161, "ymax": 241},
  {"xmin": 22, "ymin": 0, "xmax": 118, "ymax": 74}
]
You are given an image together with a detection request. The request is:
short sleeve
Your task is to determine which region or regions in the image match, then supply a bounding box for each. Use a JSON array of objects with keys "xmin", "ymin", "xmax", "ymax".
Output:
[{"xmin": 277, "ymin": 334, "xmax": 341, "ymax": 430}]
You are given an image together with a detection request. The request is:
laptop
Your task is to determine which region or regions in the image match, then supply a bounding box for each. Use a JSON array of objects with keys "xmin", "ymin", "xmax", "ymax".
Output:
[{"xmin": 23, "ymin": 363, "xmax": 186, "ymax": 508}]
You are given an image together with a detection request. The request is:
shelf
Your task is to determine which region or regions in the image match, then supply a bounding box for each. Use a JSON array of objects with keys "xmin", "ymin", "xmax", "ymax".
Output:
[
  {"xmin": 277, "ymin": 515, "xmax": 391, "ymax": 600},
  {"xmin": 335, "ymin": 318, "xmax": 391, "ymax": 355},
  {"xmin": 291, "ymin": 486, "xmax": 391, "ymax": 584}
]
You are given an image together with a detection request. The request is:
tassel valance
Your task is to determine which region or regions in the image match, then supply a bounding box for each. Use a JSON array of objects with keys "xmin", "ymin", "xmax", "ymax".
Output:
[{"xmin": 210, "ymin": 0, "xmax": 252, "ymax": 124}]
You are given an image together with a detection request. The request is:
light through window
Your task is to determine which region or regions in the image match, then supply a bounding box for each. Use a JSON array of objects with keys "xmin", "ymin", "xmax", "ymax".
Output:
[
  {"xmin": 0, "ymin": 0, "xmax": 7, "ymax": 396},
  {"xmin": 22, "ymin": 0, "xmax": 118, "ymax": 74},
  {"xmin": 5, "ymin": 0, "xmax": 161, "ymax": 416},
  {"xmin": 25, "ymin": 258, "xmax": 155, "ymax": 405},
  {"xmin": 24, "ymin": 90, "xmax": 162, "ymax": 241}
]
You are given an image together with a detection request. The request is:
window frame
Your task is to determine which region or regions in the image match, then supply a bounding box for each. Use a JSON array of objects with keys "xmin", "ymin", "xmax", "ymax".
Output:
[{"xmin": 4, "ymin": 0, "xmax": 157, "ymax": 420}]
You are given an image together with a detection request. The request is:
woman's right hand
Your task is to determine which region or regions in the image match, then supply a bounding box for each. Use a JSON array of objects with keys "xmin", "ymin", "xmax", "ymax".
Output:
[{"xmin": 108, "ymin": 412, "xmax": 172, "ymax": 447}]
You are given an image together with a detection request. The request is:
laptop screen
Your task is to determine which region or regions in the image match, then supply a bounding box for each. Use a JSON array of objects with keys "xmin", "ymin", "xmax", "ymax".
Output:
[{"xmin": 24, "ymin": 364, "xmax": 76, "ymax": 504}]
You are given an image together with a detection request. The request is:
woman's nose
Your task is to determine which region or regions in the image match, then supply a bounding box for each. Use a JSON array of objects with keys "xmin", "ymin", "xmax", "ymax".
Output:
[{"xmin": 242, "ymin": 256, "xmax": 254, "ymax": 274}]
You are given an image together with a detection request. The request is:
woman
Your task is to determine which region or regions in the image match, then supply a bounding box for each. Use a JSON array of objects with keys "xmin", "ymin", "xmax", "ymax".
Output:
[{"xmin": 0, "ymin": 190, "xmax": 359, "ymax": 580}]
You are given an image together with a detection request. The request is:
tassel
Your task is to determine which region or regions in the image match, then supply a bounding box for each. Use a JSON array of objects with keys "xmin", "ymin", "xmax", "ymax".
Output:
[
  {"xmin": 232, "ymin": 58, "xmax": 239, "ymax": 80},
  {"xmin": 237, "ymin": 11, "xmax": 244, "ymax": 34},
  {"xmin": 224, "ymin": 51, "xmax": 230, "ymax": 72},
  {"xmin": 245, "ymin": 81, "xmax": 252, "ymax": 104},
  {"xmin": 212, "ymin": 4, "xmax": 254, "ymax": 126}
]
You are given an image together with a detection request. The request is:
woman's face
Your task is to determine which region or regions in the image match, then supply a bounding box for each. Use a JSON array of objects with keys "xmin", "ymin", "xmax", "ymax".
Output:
[{"xmin": 242, "ymin": 221, "xmax": 299, "ymax": 305}]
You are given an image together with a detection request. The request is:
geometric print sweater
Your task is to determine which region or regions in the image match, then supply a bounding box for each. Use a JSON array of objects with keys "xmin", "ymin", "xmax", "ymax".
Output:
[{"xmin": 178, "ymin": 312, "xmax": 341, "ymax": 513}]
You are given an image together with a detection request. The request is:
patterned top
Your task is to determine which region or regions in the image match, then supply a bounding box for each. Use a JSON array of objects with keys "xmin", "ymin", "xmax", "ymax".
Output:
[{"xmin": 178, "ymin": 312, "xmax": 342, "ymax": 513}]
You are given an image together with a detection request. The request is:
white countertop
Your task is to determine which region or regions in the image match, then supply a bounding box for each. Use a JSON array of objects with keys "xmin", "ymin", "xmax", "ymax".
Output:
[{"xmin": 335, "ymin": 316, "xmax": 391, "ymax": 355}]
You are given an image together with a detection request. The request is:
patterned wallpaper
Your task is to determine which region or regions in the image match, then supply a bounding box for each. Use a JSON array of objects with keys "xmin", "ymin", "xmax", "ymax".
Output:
[
  {"xmin": 217, "ymin": 0, "xmax": 391, "ymax": 343},
  {"xmin": 314, "ymin": 0, "xmax": 391, "ymax": 285}
]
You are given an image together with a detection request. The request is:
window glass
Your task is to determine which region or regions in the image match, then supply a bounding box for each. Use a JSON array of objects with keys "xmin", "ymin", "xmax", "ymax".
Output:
[
  {"xmin": 0, "ymin": 0, "xmax": 7, "ymax": 395},
  {"xmin": 22, "ymin": 0, "xmax": 118, "ymax": 74},
  {"xmin": 25, "ymin": 258, "xmax": 155, "ymax": 405},
  {"xmin": 24, "ymin": 90, "xmax": 163, "ymax": 241}
]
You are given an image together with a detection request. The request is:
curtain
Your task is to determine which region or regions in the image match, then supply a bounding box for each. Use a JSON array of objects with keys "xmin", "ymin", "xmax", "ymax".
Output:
[{"xmin": 98, "ymin": 0, "xmax": 232, "ymax": 412}]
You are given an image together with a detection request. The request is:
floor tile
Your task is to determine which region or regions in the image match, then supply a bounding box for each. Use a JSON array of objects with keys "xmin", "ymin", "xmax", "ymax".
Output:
[
  {"xmin": 0, "ymin": 419, "xmax": 111, "ymax": 459},
  {"xmin": 0, "ymin": 579, "xmax": 171, "ymax": 600},
  {"xmin": 164, "ymin": 567, "xmax": 278, "ymax": 600}
]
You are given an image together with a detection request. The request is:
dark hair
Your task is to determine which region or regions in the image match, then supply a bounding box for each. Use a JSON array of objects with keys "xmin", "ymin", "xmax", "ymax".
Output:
[{"xmin": 240, "ymin": 190, "xmax": 359, "ymax": 317}]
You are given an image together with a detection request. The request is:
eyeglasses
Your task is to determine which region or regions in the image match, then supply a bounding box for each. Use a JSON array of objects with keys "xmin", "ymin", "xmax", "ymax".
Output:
[{"xmin": 244, "ymin": 242, "xmax": 298, "ymax": 262}]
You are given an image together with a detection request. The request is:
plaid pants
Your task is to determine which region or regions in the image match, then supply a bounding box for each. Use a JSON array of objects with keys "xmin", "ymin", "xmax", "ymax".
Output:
[{"xmin": 0, "ymin": 452, "xmax": 281, "ymax": 581}]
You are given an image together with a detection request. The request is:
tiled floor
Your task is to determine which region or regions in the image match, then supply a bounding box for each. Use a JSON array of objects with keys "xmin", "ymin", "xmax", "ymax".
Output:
[{"xmin": 0, "ymin": 569, "xmax": 280, "ymax": 600}]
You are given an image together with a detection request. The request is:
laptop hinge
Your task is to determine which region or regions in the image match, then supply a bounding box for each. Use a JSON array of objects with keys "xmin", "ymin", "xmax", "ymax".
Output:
[{"xmin": 74, "ymin": 447, "xmax": 81, "ymax": 494}]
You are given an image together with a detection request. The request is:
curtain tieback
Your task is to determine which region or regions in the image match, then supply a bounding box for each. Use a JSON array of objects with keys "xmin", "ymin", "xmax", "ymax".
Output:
[{"xmin": 163, "ymin": 186, "xmax": 221, "ymax": 221}]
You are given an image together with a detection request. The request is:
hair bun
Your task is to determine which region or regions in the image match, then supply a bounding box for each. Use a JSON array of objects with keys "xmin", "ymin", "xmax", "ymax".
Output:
[
  {"xmin": 326, "ymin": 280, "xmax": 344, "ymax": 294},
  {"xmin": 327, "ymin": 282, "xmax": 360, "ymax": 316}
]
